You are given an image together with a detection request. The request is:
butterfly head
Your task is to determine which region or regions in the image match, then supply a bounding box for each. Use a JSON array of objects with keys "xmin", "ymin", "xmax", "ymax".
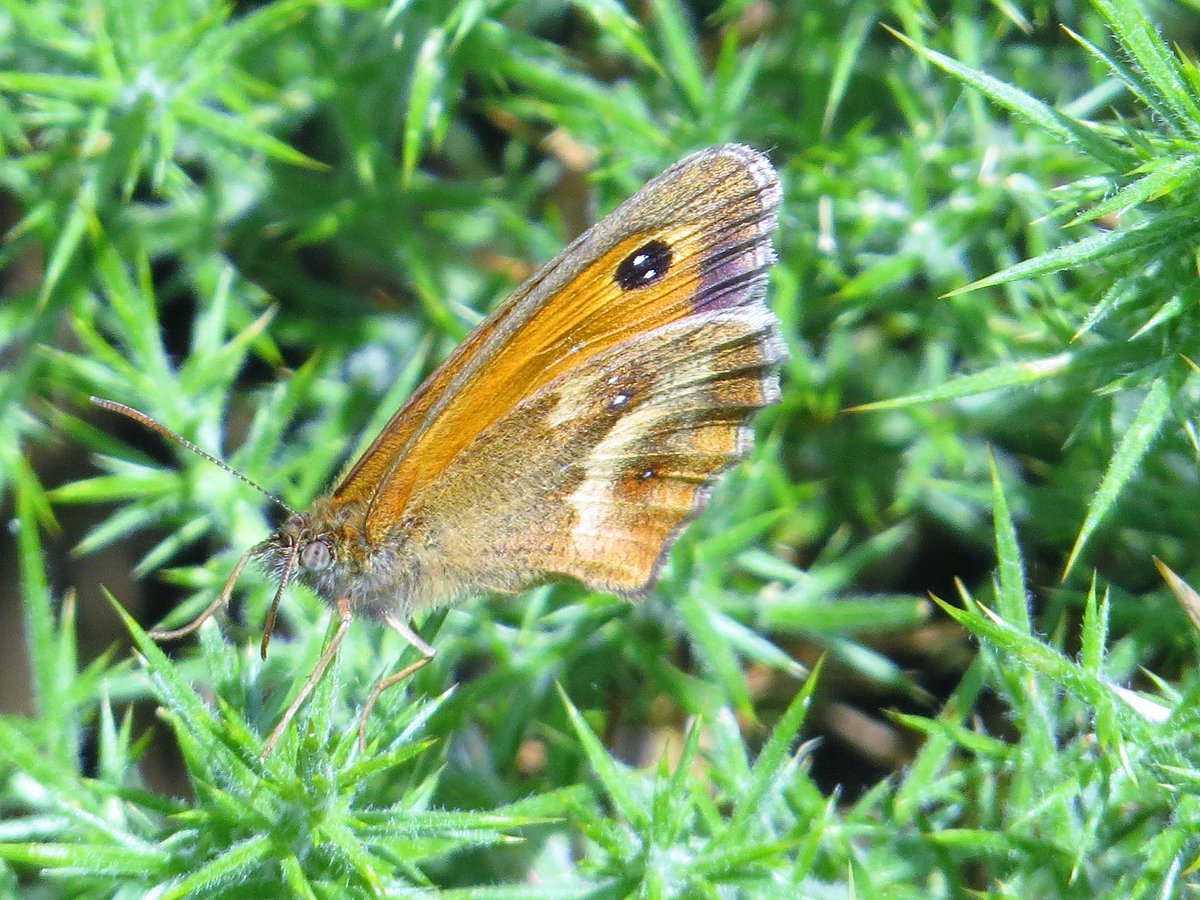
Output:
[
  {"xmin": 258, "ymin": 496, "xmax": 378, "ymax": 601},
  {"xmin": 247, "ymin": 511, "xmax": 344, "ymax": 658},
  {"xmin": 257, "ymin": 513, "xmax": 336, "ymax": 582}
]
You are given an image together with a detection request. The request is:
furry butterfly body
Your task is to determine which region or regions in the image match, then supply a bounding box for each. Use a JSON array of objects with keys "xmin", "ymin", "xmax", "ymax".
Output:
[{"xmin": 99, "ymin": 143, "xmax": 784, "ymax": 752}]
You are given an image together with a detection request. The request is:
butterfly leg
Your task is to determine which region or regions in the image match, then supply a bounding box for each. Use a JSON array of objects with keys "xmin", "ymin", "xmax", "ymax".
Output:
[
  {"xmin": 260, "ymin": 596, "xmax": 354, "ymax": 757},
  {"xmin": 149, "ymin": 545, "xmax": 256, "ymax": 641},
  {"xmin": 356, "ymin": 613, "xmax": 436, "ymax": 751}
]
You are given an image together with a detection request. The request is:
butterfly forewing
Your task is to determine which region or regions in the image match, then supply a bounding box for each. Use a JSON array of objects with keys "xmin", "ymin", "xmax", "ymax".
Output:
[{"xmin": 346, "ymin": 145, "xmax": 782, "ymax": 548}]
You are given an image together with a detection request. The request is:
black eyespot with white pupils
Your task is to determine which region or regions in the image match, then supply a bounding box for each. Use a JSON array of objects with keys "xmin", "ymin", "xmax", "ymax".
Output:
[
  {"xmin": 299, "ymin": 539, "xmax": 332, "ymax": 571},
  {"xmin": 615, "ymin": 239, "xmax": 672, "ymax": 290}
]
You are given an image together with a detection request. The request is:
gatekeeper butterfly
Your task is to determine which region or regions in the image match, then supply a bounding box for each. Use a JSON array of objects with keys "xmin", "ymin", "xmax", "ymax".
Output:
[{"xmin": 95, "ymin": 143, "xmax": 785, "ymax": 753}]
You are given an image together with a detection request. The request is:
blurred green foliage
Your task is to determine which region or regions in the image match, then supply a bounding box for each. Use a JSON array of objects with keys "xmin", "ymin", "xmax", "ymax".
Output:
[{"xmin": 2, "ymin": 0, "xmax": 1199, "ymax": 895}]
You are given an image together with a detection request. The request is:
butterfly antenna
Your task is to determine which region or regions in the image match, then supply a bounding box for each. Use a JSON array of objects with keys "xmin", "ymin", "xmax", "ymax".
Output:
[{"xmin": 90, "ymin": 397, "xmax": 297, "ymax": 517}]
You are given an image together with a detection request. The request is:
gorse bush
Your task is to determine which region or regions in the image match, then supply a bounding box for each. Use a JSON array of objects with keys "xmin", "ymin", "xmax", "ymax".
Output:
[{"xmin": 2, "ymin": 0, "xmax": 1199, "ymax": 896}]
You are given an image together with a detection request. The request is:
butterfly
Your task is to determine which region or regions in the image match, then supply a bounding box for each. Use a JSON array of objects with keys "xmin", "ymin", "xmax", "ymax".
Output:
[{"xmin": 95, "ymin": 143, "xmax": 785, "ymax": 754}]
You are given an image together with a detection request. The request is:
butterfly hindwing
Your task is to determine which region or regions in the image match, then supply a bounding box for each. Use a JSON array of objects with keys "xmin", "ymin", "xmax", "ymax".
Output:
[{"xmin": 396, "ymin": 304, "xmax": 785, "ymax": 602}]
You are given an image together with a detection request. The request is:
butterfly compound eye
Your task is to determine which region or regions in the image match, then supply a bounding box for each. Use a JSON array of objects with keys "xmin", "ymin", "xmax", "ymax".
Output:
[
  {"xmin": 299, "ymin": 539, "xmax": 332, "ymax": 571},
  {"xmin": 614, "ymin": 240, "xmax": 672, "ymax": 290}
]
